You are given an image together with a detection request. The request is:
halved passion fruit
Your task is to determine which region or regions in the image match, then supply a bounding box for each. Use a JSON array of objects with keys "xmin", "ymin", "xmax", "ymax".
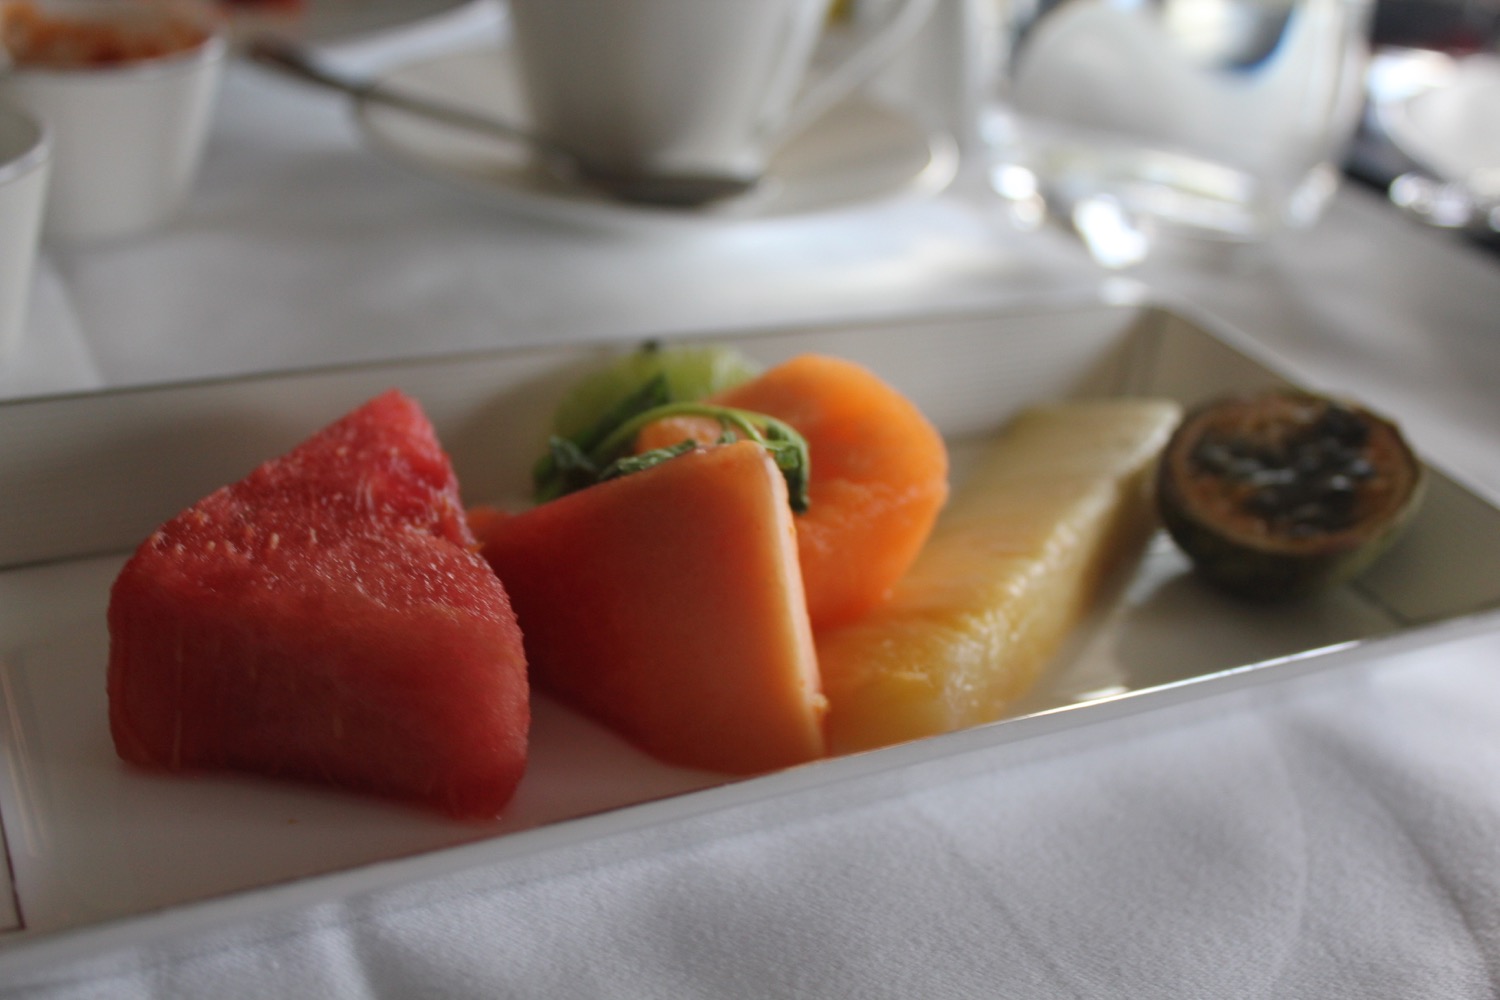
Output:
[{"xmin": 1157, "ymin": 389, "xmax": 1425, "ymax": 600}]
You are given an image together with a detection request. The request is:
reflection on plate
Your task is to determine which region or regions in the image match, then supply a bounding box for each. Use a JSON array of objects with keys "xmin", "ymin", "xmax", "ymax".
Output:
[
  {"xmin": 353, "ymin": 48, "xmax": 960, "ymax": 228},
  {"xmin": 3, "ymin": 303, "xmax": 1500, "ymax": 975},
  {"xmin": 1376, "ymin": 51, "xmax": 1500, "ymax": 193},
  {"xmin": 221, "ymin": 0, "xmax": 472, "ymax": 44}
]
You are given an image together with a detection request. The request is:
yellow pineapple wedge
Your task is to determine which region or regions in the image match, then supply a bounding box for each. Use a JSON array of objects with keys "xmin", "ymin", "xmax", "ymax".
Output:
[{"xmin": 817, "ymin": 398, "xmax": 1183, "ymax": 754}]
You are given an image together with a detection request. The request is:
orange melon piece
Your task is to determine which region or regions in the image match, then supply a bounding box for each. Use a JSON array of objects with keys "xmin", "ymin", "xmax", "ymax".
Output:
[
  {"xmin": 476, "ymin": 440, "xmax": 826, "ymax": 773},
  {"xmin": 639, "ymin": 355, "xmax": 949, "ymax": 629},
  {"xmin": 817, "ymin": 399, "xmax": 1182, "ymax": 754},
  {"xmin": 633, "ymin": 414, "xmax": 726, "ymax": 454}
]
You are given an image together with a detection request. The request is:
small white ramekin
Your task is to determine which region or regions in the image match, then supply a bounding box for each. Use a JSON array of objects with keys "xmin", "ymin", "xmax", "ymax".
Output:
[
  {"xmin": 0, "ymin": 0, "xmax": 225, "ymax": 244},
  {"xmin": 0, "ymin": 98, "xmax": 50, "ymax": 364}
]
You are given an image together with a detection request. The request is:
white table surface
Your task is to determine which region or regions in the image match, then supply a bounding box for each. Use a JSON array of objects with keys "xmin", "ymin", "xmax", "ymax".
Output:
[{"xmin": 4, "ymin": 3, "xmax": 1500, "ymax": 997}]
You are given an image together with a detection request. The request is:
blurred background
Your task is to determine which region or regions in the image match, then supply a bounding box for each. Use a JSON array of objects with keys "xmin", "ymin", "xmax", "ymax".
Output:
[
  {"xmin": 1350, "ymin": 0, "xmax": 1500, "ymax": 250},
  {"xmin": 1371, "ymin": 0, "xmax": 1499, "ymax": 51}
]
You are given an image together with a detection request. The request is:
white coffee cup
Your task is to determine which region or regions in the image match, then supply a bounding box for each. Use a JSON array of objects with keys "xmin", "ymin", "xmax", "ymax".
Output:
[
  {"xmin": 0, "ymin": 0, "xmax": 225, "ymax": 244},
  {"xmin": 0, "ymin": 99, "xmax": 49, "ymax": 365},
  {"xmin": 506, "ymin": 0, "xmax": 937, "ymax": 182}
]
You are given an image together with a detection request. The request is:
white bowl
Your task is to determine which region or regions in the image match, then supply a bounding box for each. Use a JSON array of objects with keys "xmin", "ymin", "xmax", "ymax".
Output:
[
  {"xmin": 0, "ymin": 0, "xmax": 225, "ymax": 244},
  {"xmin": 0, "ymin": 99, "xmax": 50, "ymax": 364}
]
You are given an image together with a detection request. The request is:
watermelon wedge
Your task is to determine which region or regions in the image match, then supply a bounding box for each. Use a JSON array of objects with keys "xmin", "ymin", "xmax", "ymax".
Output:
[{"xmin": 107, "ymin": 390, "xmax": 529, "ymax": 819}]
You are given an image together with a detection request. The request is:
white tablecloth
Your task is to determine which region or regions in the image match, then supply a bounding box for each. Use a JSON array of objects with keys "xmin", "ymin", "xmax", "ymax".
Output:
[{"xmin": 5, "ymin": 4, "xmax": 1500, "ymax": 997}]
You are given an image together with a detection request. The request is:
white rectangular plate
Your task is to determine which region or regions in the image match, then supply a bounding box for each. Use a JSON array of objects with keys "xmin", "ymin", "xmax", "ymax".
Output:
[{"xmin": 2, "ymin": 301, "xmax": 1498, "ymax": 975}]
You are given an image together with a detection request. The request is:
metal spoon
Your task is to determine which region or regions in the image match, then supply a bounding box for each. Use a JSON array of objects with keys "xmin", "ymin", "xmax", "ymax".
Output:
[{"xmin": 244, "ymin": 36, "xmax": 760, "ymax": 209}]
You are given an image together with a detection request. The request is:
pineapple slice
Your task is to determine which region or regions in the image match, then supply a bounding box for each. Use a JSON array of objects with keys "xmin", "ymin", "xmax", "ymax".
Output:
[{"xmin": 817, "ymin": 398, "xmax": 1183, "ymax": 754}]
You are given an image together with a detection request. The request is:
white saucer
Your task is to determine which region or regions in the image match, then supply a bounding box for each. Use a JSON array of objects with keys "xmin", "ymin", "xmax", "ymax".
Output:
[
  {"xmin": 224, "ymin": 0, "xmax": 473, "ymax": 44},
  {"xmin": 352, "ymin": 49, "xmax": 960, "ymax": 229},
  {"xmin": 1377, "ymin": 52, "xmax": 1500, "ymax": 195}
]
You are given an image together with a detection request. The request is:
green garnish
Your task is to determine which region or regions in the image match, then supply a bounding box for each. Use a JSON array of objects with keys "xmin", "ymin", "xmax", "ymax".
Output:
[
  {"xmin": 549, "ymin": 342, "xmax": 764, "ymax": 442},
  {"xmin": 531, "ymin": 373, "xmax": 672, "ymax": 500},
  {"xmin": 533, "ymin": 387, "xmax": 812, "ymax": 513},
  {"xmin": 597, "ymin": 440, "xmax": 702, "ymax": 482}
]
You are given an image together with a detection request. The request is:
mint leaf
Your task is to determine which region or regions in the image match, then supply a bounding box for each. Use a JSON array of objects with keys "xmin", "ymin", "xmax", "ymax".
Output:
[
  {"xmin": 598, "ymin": 440, "xmax": 700, "ymax": 482},
  {"xmin": 533, "ymin": 374, "xmax": 672, "ymax": 502},
  {"xmin": 581, "ymin": 402, "xmax": 812, "ymax": 514}
]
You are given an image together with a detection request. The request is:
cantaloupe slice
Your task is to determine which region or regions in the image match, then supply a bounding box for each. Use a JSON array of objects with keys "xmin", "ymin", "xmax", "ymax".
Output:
[
  {"xmin": 477, "ymin": 440, "xmax": 826, "ymax": 774},
  {"xmin": 636, "ymin": 354, "xmax": 950, "ymax": 630},
  {"xmin": 816, "ymin": 399, "xmax": 1182, "ymax": 754}
]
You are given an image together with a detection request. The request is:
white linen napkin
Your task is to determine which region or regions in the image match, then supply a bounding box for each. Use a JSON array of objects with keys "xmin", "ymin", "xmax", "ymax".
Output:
[{"xmin": 5, "ymin": 634, "xmax": 1497, "ymax": 999}]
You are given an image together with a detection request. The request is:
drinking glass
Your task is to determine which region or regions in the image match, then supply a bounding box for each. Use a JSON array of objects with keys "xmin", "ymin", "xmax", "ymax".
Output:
[{"xmin": 985, "ymin": 0, "xmax": 1374, "ymax": 265}]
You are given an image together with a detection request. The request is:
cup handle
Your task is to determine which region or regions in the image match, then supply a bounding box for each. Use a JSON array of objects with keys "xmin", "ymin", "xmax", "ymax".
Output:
[{"xmin": 778, "ymin": 0, "xmax": 939, "ymax": 140}]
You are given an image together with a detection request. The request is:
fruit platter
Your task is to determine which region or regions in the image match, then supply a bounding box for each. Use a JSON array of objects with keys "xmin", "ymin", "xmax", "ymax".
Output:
[{"xmin": 2, "ymin": 300, "xmax": 1499, "ymax": 975}]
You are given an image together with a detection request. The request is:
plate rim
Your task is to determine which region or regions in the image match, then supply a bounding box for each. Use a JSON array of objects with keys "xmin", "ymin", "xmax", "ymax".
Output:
[{"xmin": 222, "ymin": 0, "xmax": 475, "ymax": 45}]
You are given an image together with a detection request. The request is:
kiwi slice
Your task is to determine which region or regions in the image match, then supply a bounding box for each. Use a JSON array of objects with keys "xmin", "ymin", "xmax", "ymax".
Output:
[
  {"xmin": 1157, "ymin": 389, "xmax": 1425, "ymax": 600},
  {"xmin": 551, "ymin": 342, "xmax": 763, "ymax": 442},
  {"xmin": 534, "ymin": 342, "xmax": 766, "ymax": 502}
]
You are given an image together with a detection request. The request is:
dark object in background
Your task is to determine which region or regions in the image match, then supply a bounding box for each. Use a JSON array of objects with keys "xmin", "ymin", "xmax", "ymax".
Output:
[
  {"xmin": 1346, "ymin": 0, "xmax": 1500, "ymax": 253},
  {"xmin": 1371, "ymin": 0, "xmax": 1500, "ymax": 52}
]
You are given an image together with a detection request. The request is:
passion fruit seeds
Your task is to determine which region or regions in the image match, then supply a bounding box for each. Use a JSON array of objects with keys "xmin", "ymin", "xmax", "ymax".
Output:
[
  {"xmin": 1187, "ymin": 401, "xmax": 1376, "ymax": 537},
  {"xmin": 1158, "ymin": 390, "xmax": 1424, "ymax": 600}
]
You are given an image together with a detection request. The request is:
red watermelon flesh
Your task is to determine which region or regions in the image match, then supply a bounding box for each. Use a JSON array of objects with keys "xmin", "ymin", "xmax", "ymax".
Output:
[{"xmin": 107, "ymin": 390, "xmax": 529, "ymax": 819}]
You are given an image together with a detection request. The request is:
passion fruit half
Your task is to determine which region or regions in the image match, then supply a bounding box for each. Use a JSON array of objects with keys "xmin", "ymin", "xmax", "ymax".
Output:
[{"xmin": 1157, "ymin": 389, "xmax": 1425, "ymax": 600}]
